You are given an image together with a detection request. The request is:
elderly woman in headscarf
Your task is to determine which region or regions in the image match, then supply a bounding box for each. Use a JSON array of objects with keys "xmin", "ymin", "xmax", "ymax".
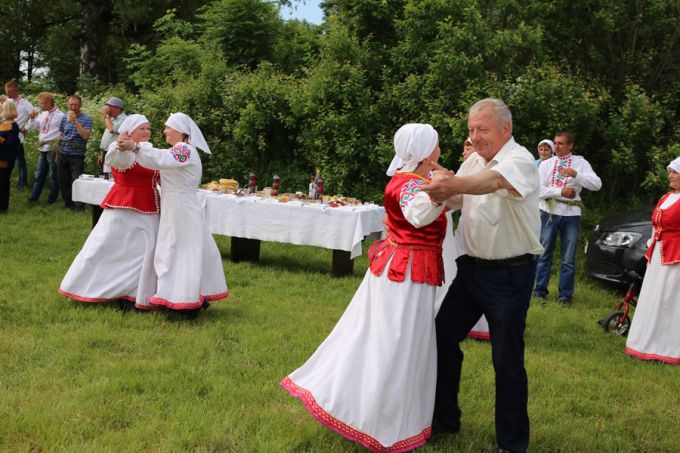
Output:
[
  {"xmin": 625, "ymin": 157, "xmax": 680, "ymax": 365},
  {"xmin": 59, "ymin": 114, "xmax": 160, "ymax": 310},
  {"xmin": 536, "ymin": 138, "xmax": 554, "ymax": 167},
  {"xmin": 281, "ymin": 124, "xmax": 448, "ymax": 452},
  {"xmin": 116, "ymin": 112, "xmax": 228, "ymax": 317}
]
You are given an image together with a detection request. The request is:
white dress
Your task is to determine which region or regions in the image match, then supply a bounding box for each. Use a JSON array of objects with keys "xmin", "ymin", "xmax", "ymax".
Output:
[
  {"xmin": 132, "ymin": 141, "xmax": 228, "ymax": 310},
  {"xmin": 625, "ymin": 193, "xmax": 680, "ymax": 364},
  {"xmin": 435, "ymin": 212, "xmax": 490, "ymax": 340},
  {"xmin": 282, "ymin": 185, "xmax": 445, "ymax": 452},
  {"xmin": 59, "ymin": 148, "xmax": 159, "ymax": 310}
]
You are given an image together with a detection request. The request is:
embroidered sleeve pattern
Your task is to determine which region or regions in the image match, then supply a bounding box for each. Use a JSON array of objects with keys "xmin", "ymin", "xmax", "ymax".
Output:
[
  {"xmin": 399, "ymin": 179, "xmax": 426, "ymax": 209},
  {"xmin": 171, "ymin": 144, "xmax": 191, "ymax": 163}
]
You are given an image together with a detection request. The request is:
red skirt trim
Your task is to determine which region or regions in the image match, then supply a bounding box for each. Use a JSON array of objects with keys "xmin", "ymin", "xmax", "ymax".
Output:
[
  {"xmin": 58, "ymin": 289, "xmax": 162, "ymax": 310},
  {"xmin": 625, "ymin": 347, "xmax": 680, "ymax": 365},
  {"xmin": 58, "ymin": 288, "xmax": 135, "ymax": 304},
  {"xmin": 280, "ymin": 376, "xmax": 431, "ymax": 453},
  {"xmin": 148, "ymin": 291, "xmax": 229, "ymax": 310},
  {"xmin": 467, "ymin": 331, "xmax": 491, "ymax": 341},
  {"xmin": 369, "ymin": 239, "xmax": 443, "ymax": 286}
]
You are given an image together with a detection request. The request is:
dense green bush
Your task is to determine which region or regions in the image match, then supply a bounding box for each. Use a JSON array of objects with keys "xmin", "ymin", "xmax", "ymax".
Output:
[{"xmin": 36, "ymin": 0, "xmax": 677, "ymax": 204}]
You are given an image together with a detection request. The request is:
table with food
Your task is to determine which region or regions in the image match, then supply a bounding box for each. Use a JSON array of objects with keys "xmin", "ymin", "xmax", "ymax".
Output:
[{"xmin": 72, "ymin": 173, "xmax": 385, "ymax": 276}]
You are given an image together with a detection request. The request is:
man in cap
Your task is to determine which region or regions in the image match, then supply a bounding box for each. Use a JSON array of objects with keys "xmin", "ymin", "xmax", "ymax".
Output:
[{"xmin": 98, "ymin": 97, "xmax": 126, "ymax": 177}]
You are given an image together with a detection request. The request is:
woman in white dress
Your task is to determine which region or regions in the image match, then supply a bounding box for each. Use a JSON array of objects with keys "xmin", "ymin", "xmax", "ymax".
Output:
[
  {"xmin": 625, "ymin": 157, "xmax": 680, "ymax": 364},
  {"xmin": 59, "ymin": 115, "xmax": 160, "ymax": 310},
  {"xmin": 117, "ymin": 112, "xmax": 228, "ymax": 316},
  {"xmin": 282, "ymin": 124, "xmax": 448, "ymax": 452}
]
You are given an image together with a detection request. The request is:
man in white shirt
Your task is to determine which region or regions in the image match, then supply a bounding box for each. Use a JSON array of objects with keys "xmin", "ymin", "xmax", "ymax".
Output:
[
  {"xmin": 5, "ymin": 80, "xmax": 35, "ymax": 190},
  {"xmin": 424, "ymin": 98, "xmax": 541, "ymax": 453},
  {"xmin": 98, "ymin": 96, "xmax": 126, "ymax": 177},
  {"xmin": 533, "ymin": 131, "xmax": 602, "ymax": 307},
  {"xmin": 26, "ymin": 92, "xmax": 65, "ymax": 203}
]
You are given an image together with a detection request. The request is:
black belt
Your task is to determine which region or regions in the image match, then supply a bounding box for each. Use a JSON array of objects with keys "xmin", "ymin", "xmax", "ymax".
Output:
[{"xmin": 470, "ymin": 253, "xmax": 535, "ymax": 269}]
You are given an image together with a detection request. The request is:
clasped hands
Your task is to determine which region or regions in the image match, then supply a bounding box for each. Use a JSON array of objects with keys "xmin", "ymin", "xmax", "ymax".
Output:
[
  {"xmin": 116, "ymin": 133, "xmax": 136, "ymax": 151},
  {"xmin": 422, "ymin": 162, "xmax": 461, "ymax": 203}
]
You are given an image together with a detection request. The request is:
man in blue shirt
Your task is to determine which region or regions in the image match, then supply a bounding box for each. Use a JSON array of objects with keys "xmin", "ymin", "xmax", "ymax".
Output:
[{"xmin": 58, "ymin": 95, "xmax": 93, "ymax": 211}]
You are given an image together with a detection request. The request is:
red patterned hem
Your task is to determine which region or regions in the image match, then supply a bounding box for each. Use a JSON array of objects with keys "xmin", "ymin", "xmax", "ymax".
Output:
[
  {"xmin": 625, "ymin": 347, "xmax": 680, "ymax": 365},
  {"xmin": 58, "ymin": 289, "xmax": 135, "ymax": 304},
  {"xmin": 280, "ymin": 376, "xmax": 431, "ymax": 453},
  {"xmin": 149, "ymin": 291, "xmax": 229, "ymax": 310},
  {"xmin": 467, "ymin": 331, "xmax": 491, "ymax": 341}
]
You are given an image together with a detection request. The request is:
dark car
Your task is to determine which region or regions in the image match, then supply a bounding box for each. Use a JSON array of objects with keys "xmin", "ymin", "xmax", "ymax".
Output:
[{"xmin": 584, "ymin": 208, "xmax": 653, "ymax": 286}]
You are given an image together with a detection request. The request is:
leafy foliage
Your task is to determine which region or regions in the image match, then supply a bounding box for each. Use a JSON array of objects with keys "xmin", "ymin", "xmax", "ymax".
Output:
[{"xmin": 8, "ymin": 0, "xmax": 680, "ymax": 203}]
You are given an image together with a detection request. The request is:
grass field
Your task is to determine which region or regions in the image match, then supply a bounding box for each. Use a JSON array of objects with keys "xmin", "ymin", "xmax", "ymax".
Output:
[{"xmin": 1, "ymin": 182, "xmax": 678, "ymax": 452}]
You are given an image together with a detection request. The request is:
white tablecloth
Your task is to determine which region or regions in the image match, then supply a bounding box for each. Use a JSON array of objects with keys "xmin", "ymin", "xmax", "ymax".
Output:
[{"xmin": 72, "ymin": 178, "xmax": 385, "ymax": 258}]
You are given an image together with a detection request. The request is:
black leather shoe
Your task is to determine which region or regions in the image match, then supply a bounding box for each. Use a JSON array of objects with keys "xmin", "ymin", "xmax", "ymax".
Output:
[
  {"xmin": 559, "ymin": 298, "xmax": 572, "ymax": 308},
  {"xmin": 432, "ymin": 417, "xmax": 460, "ymax": 434}
]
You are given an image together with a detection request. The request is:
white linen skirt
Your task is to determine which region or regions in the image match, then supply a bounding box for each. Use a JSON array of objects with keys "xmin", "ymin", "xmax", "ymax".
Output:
[
  {"xmin": 149, "ymin": 192, "xmax": 228, "ymax": 310},
  {"xmin": 59, "ymin": 208, "xmax": 159, "ymax": 310},
  {"xmin": 625, "ymin": 242, "xmax": 680, "ymax": 365},
  {"xmin": 282, "ymin": 269, "xmax": 437, "ymax": 452}
]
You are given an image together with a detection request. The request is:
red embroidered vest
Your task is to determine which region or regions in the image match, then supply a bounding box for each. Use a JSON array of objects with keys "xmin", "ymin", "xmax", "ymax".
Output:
[
  {"xmin": 369, "ymin": 173, "xmax": 447, "ymax": 285},
  {"xmin": 646, "ymin": 192, "xmax": 680, "ymax": 265},
  {"xmin": 101, "ymin": 163, "xmax": 160, "ymax": 214}
]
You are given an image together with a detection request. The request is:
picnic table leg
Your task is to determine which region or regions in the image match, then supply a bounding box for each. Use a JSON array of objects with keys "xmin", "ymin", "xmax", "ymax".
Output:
[
  {"xmin": 231, "ymin": 237, "xmax": 261, "ymax": 262},
  {"xmin": 332, "ymin": 249, "xmax": 354, "ymax": 277},
  {"xmin": 92, "ymin": 205, "xmax": 103, "ymax": 229}
]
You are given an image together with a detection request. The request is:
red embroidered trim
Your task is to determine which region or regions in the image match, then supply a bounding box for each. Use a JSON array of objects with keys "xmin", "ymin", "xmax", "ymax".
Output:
[
  {"xmin": 149, "ymin": 291, "xmax": 229, "ymax": 310},
  {"xmin": 101, "ymin": 202, "xmax": 159, "ymax": 214},
  {"xmin": 625, "ymin": 347, "xmax": 680, "ymax": 365},
  {"xmin": 58, "ymin": 288, "xmax": 135, "ymax": 304},
  {"xmin": 467, "ymin": 331, "xmax": 490, "ymax": 341},
  {"xmin": 280, "ymin": 377, "xmax": 431, "ymax": 453}
]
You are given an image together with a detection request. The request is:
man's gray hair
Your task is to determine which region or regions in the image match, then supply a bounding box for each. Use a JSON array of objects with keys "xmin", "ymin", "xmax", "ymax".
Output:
[{"xmin": 469, "ymin": 98, "xmax": 513, "ymax": 132}]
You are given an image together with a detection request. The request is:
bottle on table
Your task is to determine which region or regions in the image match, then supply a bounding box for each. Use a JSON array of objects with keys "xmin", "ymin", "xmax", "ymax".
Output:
[
  {"xmin": 272, "ymin": 175, "xmax": 281, "ymax": 196},
  {"xmin": 248, "ymin": 172, "xmax": 257, "ymax": 194},
  {"xmin": 308, "ymin": 175, "xmax": 316, "ymax": 199}
]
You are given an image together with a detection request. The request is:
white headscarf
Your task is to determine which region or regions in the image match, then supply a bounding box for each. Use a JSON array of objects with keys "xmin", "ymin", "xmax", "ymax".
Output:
[
  {"xmin": 165, "ymin": 112, "xmax": 211, "ymax": 154},
  {"xmin": 118, "ymin": 114, "xmax": 149, "ymax": 135},
  {"xmin": 668, "ymin": 157, "xmax": 680, "ymax": 174},
  {"xmin": 386, "ymin": 123, "xmax": 438, "ymax": 176},
  {"xmin": 537, "ymin": 139, "xmax": 555, "ymax": 155}
]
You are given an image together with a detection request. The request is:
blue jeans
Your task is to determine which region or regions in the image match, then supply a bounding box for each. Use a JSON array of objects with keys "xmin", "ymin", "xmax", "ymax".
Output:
[
  {"xmin": 29, "ymin": 152, "xmax": 59, "ymax": 202},
  {"xmin": 16, "ymin": 143, "xmax": 27, "ymax": 188},
  {"xmin": 534, "ymin": 210, "xmax": 580, "ymax": 300}
]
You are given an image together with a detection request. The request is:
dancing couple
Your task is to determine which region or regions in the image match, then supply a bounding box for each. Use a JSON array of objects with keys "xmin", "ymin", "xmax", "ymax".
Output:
[
  {"xmin": 282, "ymin": 98, "xmax": 542, "ymax": 453},
  {"xmin": 59, "ymin": 113, "xmax": 228, "ymax": 316}
]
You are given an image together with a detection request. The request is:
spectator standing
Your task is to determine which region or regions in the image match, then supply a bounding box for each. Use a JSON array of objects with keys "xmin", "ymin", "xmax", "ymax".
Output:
[
  {"xmin": 98, "ymin": 97, "xmax": 126, "ymax": 177},
  {"xmin": 26, "ymin": 92, "xmax": 65, "ymax": 204},
  {"xmin": 424, "ymin": 98, "xmax": 542, "ymax": 453},
  {"xmin": 0, "ymin": 100, "xmax": 21, "ymax": 212},
  {"xmin": 533, "ymin": 131, "xmax": 602, "ymax": 307},
  {"xmin": 4, "ymin": 80, "xmax": 35, "ymax": 190},
  {"xmin": 58, "ymin": 95, "xmax": 93, "ymax": 211},
  {"xmin": 535, "ymin": 139, "xmax": 554, "ymax": 167}
]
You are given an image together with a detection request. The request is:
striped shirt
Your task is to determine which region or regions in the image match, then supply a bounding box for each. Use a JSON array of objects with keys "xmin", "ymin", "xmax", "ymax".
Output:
[{"xmin": 59, "ymin": 113, "xmax": 93, "ymax": 156}]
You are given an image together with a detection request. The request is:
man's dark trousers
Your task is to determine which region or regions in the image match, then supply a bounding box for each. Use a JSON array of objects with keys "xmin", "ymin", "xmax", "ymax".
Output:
[
  {"xmin": 434, "ymin": 254, "xmax": 535, "ymax": 453},
  {"xmin": 58, "ymin": 153, "xmax": 84, "ymax": 209}
]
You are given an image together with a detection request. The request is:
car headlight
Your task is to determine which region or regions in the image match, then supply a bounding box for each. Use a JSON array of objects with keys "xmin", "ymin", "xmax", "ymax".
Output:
[{"xmin": 599, "ymin": 231, "xmax": 643, "ymax": 247}]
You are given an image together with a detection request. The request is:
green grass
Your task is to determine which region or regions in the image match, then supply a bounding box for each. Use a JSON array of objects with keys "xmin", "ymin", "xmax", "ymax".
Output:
[{"xmin": 1, "ymin": 180, "xmax": 679, "ymax": 453}]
